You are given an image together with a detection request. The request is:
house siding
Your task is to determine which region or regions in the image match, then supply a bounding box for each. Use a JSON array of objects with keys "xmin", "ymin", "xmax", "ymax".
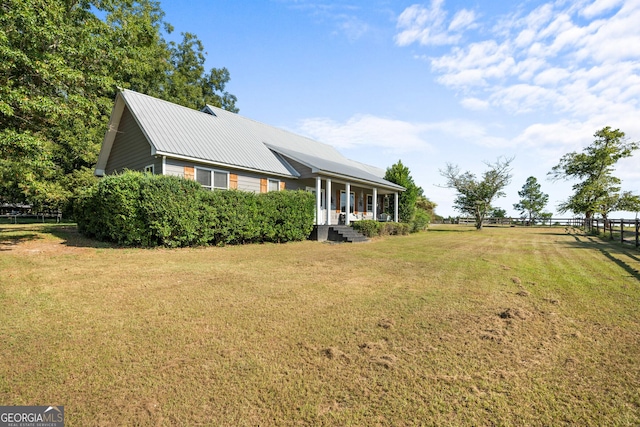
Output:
[
  {"xmin": 105, "ymin": 106, "xmax": 156, "ymax": 174},
  {"xmin": 164, "ymin": 158, "xmax": 278, "ymax": 193},
  {"xmin": 283, "ymin": 158, "xmax": 314, "ymax": 178}
]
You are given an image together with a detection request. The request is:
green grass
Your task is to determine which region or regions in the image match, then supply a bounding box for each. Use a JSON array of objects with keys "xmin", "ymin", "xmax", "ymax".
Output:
[{"xmin": 1, "ymin": 223, "xmax": 639, "ymax": 426}]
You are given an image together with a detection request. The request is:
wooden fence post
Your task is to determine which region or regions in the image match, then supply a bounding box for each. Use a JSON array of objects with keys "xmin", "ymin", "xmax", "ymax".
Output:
[
  {"xmin": 636, "ymin": 218, "xmax": 639, "ymax": 248},
  {"xmin": 620, "ymin": 219, "xmax": 624, "ymax": 244}
]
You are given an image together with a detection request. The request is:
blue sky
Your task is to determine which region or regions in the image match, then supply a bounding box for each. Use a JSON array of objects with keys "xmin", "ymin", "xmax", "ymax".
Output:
[{"xmin": 160, "ymin": 0, "xmax": 640, "ymax": 218}]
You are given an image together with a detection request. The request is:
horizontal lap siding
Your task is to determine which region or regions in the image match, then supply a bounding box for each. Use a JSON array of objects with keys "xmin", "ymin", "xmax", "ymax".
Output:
[
  {"xmin": 105, "ymin": 107, "xmax": 155, "ymax": 174},
  {"xmin": 164, "ymin": 158, "xmax": 267, "ymax": 193}
]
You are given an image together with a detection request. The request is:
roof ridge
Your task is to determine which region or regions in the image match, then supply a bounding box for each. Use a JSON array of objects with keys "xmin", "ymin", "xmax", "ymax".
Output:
[
  {"xmin": 204, "ymin": 104, "xmax": 342, "ymax": 153},
  {"xmin": 122, "ymin": 89, "xmax": 215, "ymax": 118}
]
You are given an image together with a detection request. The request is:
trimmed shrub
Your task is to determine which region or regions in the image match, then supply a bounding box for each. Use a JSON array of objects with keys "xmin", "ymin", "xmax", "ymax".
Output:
[
  {"xmin": 351, "ymin": 220, "xmax": 381, "ymax": 238},
  {"xmin": 74, "ymin": 172, "xmax": 147, "ymax": 246},
  {"xmin": 258, "ymin": 190, "xmax": 315, "ymax": 243},
  {"xmin": 208, "ymin": 190, "xmax": 261, "ymax": 245},
  {"xmin": 138, "ymin": 174, "xmax": 212, "ymax": 247},
  {"xmin": 410, "ymin": 209, "xmax": 431, "ymax": 233},
  {"xmin": 74, "ymin": 171, "xmax": 315, "ymax": 247},
  {"xmin": 380, "ymin": 222, "xmax": 410, "ymax": 236}
]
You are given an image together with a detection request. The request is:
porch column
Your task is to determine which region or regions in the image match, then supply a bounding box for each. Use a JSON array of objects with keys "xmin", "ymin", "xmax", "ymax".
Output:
[
  {"xmin": 315, "ymin": 177, "xmax": 322, "ymax": 225},
  {"xmin": 372, "ymin": 188, "xmax": 377, "ymax": 221},
  {"xmin": 394, "ymin": 192, "xmax": 399, "ymax": 222},
  {"xmin": 326, "ymin": 178, "xmax": 332, "ymax": 225},
  {"xmin": 345, "ymin": 182, "xmax": 351, "ymax": 225}
]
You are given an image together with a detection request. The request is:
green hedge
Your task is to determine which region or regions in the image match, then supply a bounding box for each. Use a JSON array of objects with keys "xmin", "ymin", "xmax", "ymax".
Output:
[
  {"xmin": 74, "ymin": 172, "xmax": 315, "ymax": 247},
  {"xmin": 350, "ymin": 220, "xmax": 381, "ymax": 237},
  {"xmin": 351, "ymin": 218, "xmax": 420, "ymax": 237}
]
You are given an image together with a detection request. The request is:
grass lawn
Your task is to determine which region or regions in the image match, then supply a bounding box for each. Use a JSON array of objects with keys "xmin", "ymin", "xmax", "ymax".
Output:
[{"xmin": 1, "ymin": 223, "xmax": 639, "ymax": 426}]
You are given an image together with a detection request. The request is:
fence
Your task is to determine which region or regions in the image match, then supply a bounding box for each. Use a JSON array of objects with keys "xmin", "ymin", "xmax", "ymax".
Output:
[
  {"xmin": 585, "ymin": 218, "xmax": 640, "ymax": 249},
  {"xmin": 440, "ymin": 217, "xmax": 587, "ymax": 227}
]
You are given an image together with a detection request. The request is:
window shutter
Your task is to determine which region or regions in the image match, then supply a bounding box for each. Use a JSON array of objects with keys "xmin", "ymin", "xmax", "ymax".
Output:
[
  {"xmin": 336, "ymin": 190, "xmax": 340, "ymax": 213},
  {"xmin": 260, "ymin": 178, "xmax": 267, "ymax": 193},
  {"xmin": 230, "ymin": 173, "xmax": 238, "ymax": 189},
  {"xmin": 279, "ymin": 181, "xmax": 285, "ymax": 191},
  {"xmin": 184, "ymin": 166, "xmax": 195, "ymax": 180}
]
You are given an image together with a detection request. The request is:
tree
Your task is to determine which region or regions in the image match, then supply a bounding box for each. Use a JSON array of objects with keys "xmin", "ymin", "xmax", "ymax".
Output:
[
  {"xmin": 615, "ymin": 191, "xmax": 640, "ymax": 215},
  {"xmin": 549, "ymin": 127, "xmax": 638, "ymax": 219},
  {"xmin": 384, "ymin": 160, "xmax": 423, "ymax": 223},
  {"xmin": 513, "ymin": 176, "xmax": 549, "ymax": 224},
  {"xmin": 440, "ymin": 157, "xmax": 513, "ymax": 230},
  {"xmin": 490, "ymin": 207, "xmax": 507, "ymax": 218},
  {"xmin": 0, "ymin": 0, "xmax": 238, "ymax": 211},
  {"xmin": 165, "ymin": 32, "xmax": 238, "ymax": 112}
]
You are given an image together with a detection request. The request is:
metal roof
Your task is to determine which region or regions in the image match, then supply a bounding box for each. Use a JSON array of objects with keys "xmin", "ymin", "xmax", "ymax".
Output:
[
  {"xmin": 102, "ymin": 90, "xmax": 403, "ymax": 190},
  {"xmin": 265, "ymin": 145, "xmax": 405, "ymax": 191}
]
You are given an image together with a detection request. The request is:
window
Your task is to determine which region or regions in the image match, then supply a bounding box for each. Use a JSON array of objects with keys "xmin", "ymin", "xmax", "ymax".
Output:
[
  {"xmin": 144, "ymin": 164, "xmax": 155, "ymax": 174},
  {"xmin": 195, "ymin": 168, "xmax": 228, "ymax": 190},
  {"xmin": 268, "ymin": 179, "xmax": 280, "ymax": 192},
  {"xmin": 366, "ymin": 195, "xmax": 373, "ymax": 213},
  {"xmin": 340, "ymin": 191, "xmax": 355, "ymax": 213},
  {"xmin": 306, "ymin": 187, "xmax": 325, "ymax": 208}
]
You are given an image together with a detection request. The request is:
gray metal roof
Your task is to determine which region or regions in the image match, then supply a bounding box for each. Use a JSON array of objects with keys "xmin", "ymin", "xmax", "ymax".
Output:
[
  {"xmin": 107, "ymin": 90, "xmax": 403, "ymax": 190},
  {"xmin": 265, "ymin": 145, "xmax": 405, "ymax": 191}
]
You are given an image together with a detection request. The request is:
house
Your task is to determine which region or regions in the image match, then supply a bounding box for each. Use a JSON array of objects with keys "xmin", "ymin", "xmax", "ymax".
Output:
[{"xmin": 95, "ymin": 90, "xmax": 404, "ymax": 238}]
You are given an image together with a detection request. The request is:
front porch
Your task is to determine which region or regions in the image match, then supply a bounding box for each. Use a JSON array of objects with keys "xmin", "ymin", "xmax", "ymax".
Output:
[{"xmin": 308, "ymin": 176, "xmax": 400, "ymax": 227}]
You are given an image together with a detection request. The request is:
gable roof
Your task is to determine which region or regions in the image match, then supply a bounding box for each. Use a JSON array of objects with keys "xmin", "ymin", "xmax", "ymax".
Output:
[{"xmin": 96, "ymin": 90, "xmax": 404, "ymax": 191}]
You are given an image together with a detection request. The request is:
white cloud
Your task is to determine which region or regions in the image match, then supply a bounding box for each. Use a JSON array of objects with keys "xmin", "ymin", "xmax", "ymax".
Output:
[
  {"xmin": 336, "ymin": 16, "xmax": 370, "ymax": 41},
  {"xmin": 404, "ymin": 0, "xmax": 640, "ymax": 125},
  {"xmin": 460, "ymin": 97, "xmax": 489, "ymax": 111},
  {"xmin": 295, "ymin": 115, "xmax": 436, "ymax": 152},
  {"xmin": 449, "ymin": 9, "xmax": 477, "ymax": 32},
  {"xmin": 581, "ymin": 0, "xmax": 625, "ymax": 18},
  {"xmin": 395, "ymin": 1, "xmax": 475, "ymax": 46},
  {"xmin": 296, "ymin": 114, "xmax": 512, "ymax": 151}
]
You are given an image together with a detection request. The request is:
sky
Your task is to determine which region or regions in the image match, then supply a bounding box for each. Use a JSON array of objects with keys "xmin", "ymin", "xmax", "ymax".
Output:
[{"xmin": 159, "ymin": 0, "xmax": 640, "ymax": 218}]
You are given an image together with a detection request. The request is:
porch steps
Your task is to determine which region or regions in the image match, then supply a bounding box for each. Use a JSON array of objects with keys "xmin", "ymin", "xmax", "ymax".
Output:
[{"xmin": 328, "ymin": 226, "xmax": 369, "ymax": 243}]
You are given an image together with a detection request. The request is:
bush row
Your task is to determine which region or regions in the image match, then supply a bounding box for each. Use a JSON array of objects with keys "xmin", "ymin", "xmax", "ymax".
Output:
[
  {"xmin": 351, "ymin": 220, "xmax": 411, "ymax": 237},
  {"xmin": 74, "ymin": 172, "xmax": 315, "ymax": 247},
  {"xmin": 351, "ymin": 210, "xmax": 430, "ymax": 238}
]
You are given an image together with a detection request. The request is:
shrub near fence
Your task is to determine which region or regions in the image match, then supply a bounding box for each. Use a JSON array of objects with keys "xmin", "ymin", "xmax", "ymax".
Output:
[{"xmin": 74, "ymin": 172, "xmax": 315, "ymax": 247}]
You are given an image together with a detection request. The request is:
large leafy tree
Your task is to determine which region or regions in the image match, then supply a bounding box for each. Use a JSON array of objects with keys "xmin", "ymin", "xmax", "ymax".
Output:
[
  {"xmin": 440, "ymin": 157, "xmax": 513, "ymax": 230},
  {"xmin": 549, "ymin": 127, "xmax": 638, "ymax": 219},
  {"xmin": 384, "ymin": 160, "xmax": 423, "ymax": 223},
  {"xmin": 165, "ymin": 32, "xmax": 238, "ymax": 112},
  {"xmin": 513, "ymin": 176, "xmax": 549, "ymax": 223},
  {"xmin": 0, "ymin": 0, "xmax": 237, "ymax": 210}
]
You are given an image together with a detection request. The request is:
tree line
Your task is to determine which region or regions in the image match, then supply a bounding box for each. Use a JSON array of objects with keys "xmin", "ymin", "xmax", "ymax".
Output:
[
  {"xmin": 0, "ymin": 0, "xmax": 238, "ymax": 211},
  {"xmin": 441, "ymin": 126, "xmax": 639, "ymax": 230}
]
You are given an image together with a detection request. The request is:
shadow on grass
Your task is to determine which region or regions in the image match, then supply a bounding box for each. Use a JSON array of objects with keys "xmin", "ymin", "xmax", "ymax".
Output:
[
  {"xmin": 0, "ymin": 230, "xmax": 41, "ymax": 251},
  {"xmin": 0, "ymin": 224, "xmax": 114, "ymax": 249},
  {"xmin": 45, "ymin": 225, "xmax": 115, "ymax": 249},
  {"xmin": 563, "ymin": 232, "xmax": 640, "ymax": 282},
  {"xmin": 428, "ymin": 227, "xmax": 479, "ymax": 233}
]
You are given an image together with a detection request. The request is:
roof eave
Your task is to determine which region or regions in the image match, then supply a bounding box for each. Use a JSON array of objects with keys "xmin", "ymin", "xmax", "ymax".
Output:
[{"xmin": 155, "ymin": 151, "xmax": 299, "ymax": 179}]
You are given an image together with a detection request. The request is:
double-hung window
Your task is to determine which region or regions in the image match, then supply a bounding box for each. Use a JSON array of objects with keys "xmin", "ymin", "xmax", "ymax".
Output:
[
  {"xmin": 268, "ymin": 179, "xmax": 280, "ymax": 192},
  {"xmin": 196, "ymin": 168, "xmax": 228, "ymax": 190}
]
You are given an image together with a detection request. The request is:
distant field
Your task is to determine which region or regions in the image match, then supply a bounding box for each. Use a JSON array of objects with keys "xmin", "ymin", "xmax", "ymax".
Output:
[{"xmin": 1, "ymin": 224, "xmax": 639, "ymax": 426}]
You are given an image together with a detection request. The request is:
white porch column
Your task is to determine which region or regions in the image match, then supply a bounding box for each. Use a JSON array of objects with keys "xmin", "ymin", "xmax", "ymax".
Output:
[
  {"xmin": 345, "ymin": 182, "xmax": 351, "ymax": 225},
  {"xmin": 394, "ymin": 192, "xmax": 399, "ymax": 222},
  {"xmin": 315, "ymin": 177, "xmax": 322, "ymax": 225},
  {"xmin": 372, "ymin": 188, "xmax": 377, "ymax": 221},
  {"xmin": 326, "ymin": 178, "xmax": 332, "ymax": 225}
]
